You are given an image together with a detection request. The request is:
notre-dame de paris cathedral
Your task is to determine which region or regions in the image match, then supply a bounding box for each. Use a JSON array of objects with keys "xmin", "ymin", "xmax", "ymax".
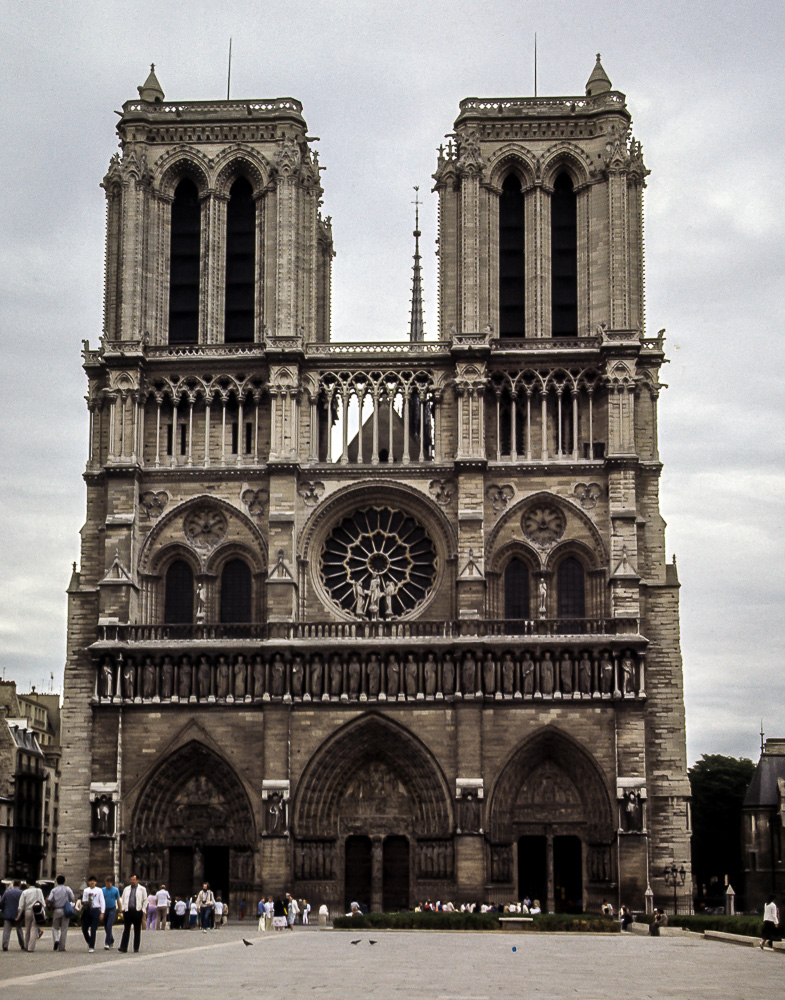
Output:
[{"xmin": 59, "ymin": 57, "xmax": 692, "ymax": 915}]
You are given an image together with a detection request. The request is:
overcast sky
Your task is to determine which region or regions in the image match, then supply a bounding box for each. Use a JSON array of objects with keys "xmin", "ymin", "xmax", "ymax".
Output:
[{"xmin": 1, "ymin": 0, "xmax": 783, "ymax": 766}]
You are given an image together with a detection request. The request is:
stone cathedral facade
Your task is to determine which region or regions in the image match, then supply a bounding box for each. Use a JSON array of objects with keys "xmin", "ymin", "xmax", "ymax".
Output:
[{"xmin": 60, "ymin": 59, "xmax": 692, "ymax": 914}]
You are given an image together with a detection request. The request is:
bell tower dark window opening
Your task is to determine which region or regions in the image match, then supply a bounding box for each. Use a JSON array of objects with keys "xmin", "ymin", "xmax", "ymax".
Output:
[
  {"xmin": 557, "ymin": 556, "xmax": 585, "ymax": 619},
  {"xmin": 168, "ymin": 178, "xmax": 201, "ymax": 344},
  {"xmin": 224, "ymin": 177, "xmax": 256, "ymax": 343},
  {"xmin": 220, "ymin": 558, "xmax": 252, "ymax": 623},
  {"xmin": 551, "ymin": 172, "xmax": 577, "ymax": 338},
  {"xmin": 164, "ymin": 559, "xmax": 194, "ymax": 624},
  {"xmin": 499, "ymin": 174, "xmax": 525, "ymax": 338},
  {"xmin": 504, "ymin": 558, "xmax": 530, "ymax": 619}
]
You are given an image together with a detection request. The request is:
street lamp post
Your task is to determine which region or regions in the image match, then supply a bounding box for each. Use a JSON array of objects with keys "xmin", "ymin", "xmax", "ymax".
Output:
[{"xmin": 663, "ymin": 862, "xmax": 687, "ymax": 915}]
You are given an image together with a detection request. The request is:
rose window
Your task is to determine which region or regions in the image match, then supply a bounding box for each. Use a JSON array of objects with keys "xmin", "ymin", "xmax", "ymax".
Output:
[
  {"xmin": 521, "ymin": 503, "xmax": 566, "ymax": 546},
  {"xmin": 320, "ymin": 506, "xmax": 437, "ymax": 620}
]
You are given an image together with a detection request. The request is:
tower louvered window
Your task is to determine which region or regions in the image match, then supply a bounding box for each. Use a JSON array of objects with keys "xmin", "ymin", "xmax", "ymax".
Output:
[
  {"xmin": 551, "ymin": 173, "xmax": 577, "ymax": 337},
  {"xmin": 557, "ymin": 557, "xmax": 585, "ymax": 619},
  {"xmin": 225, "ymin": 178, "xmax": 256, "ymax": 343},
  {"xmin": 168, "ymin": 179, "xmax": 201, "ymax": 343},
  {"xmin": 164, "ymin": 560, "xmax": 194, "ymax": 624},
  {"xmin": 499, "ymin": 174, "xmax": 525, "ymax": 338},
  {"xmin": 220, "ymin": 558, "xmax": 252, "ymax": 623},
  {"xmin": 504, "ymin": 558, "xmax": 530, "ymax": 619}
]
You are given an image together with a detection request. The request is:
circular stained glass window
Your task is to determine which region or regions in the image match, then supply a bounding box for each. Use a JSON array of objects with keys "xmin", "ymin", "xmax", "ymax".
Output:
[{"xmin": 320, "ymin": 506, "xmax": 437, "ymax": 620}]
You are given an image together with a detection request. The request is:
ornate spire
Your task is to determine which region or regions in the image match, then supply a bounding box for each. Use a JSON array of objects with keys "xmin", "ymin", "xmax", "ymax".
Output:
[
  {"xmin": 585, "ymin": 53, "xmax": 612, "ymax": 97},
  {"xmin": 138, "ymin": 63, "xmax": 165, "ymax": 104},
  {"xmin": 408, "ymin": 186, "xmax": 425, "ymax": 343}
]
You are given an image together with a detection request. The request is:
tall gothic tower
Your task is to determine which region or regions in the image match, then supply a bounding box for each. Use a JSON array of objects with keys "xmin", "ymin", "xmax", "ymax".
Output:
[{"xmin": 60, "ymin": 59, "xmax": 691, "ymax": 915}]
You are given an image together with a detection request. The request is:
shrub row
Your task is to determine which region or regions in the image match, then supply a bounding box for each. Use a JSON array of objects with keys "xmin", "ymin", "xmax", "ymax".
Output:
[
  {"xmin": 333, "ymin": 912, "xmax": 619, "ymax": 932},
  {"xmin": 636, "ymin": 913, "xmax": 763, "ymax": 937}
]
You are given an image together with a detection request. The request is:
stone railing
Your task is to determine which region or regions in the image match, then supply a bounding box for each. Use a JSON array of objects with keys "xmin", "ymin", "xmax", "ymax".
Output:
[
  {"xmin": 456, "ymin": 93, "xmax": 626, "ymax": 118},
  {"xmin": 121, "ymin": 98, "xmax": 304, "ymax": 118},
  {"xmin": 92, "ymin": 641, "xmax": 645, "ymax": 704},
  {"xmin": 491, "ymin": 337, "xmax": 599, "ymax": 352},
  {"xmin": 305, "ymin": 341, "xmax": 449, "ymax": 356}
]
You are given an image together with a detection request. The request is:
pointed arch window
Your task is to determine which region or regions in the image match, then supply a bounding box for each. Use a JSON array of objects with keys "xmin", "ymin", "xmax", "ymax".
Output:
[
  {"xmin": 551, "ymin": 172, "xmax": 577, "ymax": 337},
  {"xmin": 224, "ymin": 177, "xmax": 256, "ymax": 343},
  {"xmin": 220, "ymin": 558, "xmax": 252, "ymax": 623},
  {"xmin": 499, "ymin": 174, "xmax": 526, "ymax": 338},
  {"xmin": 168, "ymin": 179, "xmax": 201, "ymax": 344},
  {"xmin": 164, "ymin": 559, "xmax": 194, "ymax": 624},
  {"xmin": 557, "ymin": 556, "xmax": 585, "ymax": 619},
  {"xmin": 504, "ymin": 558, "xmax": 530, "ymax": 619}
]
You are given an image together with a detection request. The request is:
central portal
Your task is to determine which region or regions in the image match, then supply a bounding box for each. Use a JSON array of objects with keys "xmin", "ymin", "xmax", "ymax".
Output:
[
  {"xmin": 345, "ymin": 835, "xmax": 372, "ymax": 912},
  {"xmin": 382, "ymin": 835, "xmax": 409, "ymax": 911}
]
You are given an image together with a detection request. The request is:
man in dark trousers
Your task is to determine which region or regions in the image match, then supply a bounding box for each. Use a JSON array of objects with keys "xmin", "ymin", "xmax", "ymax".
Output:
[
  {"xmin": 0, "ymin": 881, "xmax": 25, "ymax": 951},
  {"xmin": 118, "ymin": 875, "xmax": 148, "ymax": 953}
]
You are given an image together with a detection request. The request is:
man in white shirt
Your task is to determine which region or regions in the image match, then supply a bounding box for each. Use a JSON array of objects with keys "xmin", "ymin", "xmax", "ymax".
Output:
[
  {"xmin": 155, "ymin": 884, "xmax": 171, "ymax": 930},
  {"xmin": 80, "ymin": 875, "xmax": 105, "ymax": 952},
  {"xmin": 16, "ymin": 882, "xmax": 47, "ymax": 952},
  {"xmin": 118, "ymin": 875, "xmax": 149, "ymax": 954}
]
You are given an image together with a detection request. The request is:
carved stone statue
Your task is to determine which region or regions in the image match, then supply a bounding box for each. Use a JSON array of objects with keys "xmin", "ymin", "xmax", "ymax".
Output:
[
  {"xmin": 196, "ymin": 580, "xmax": 206, "ymax": 622},
  {"xmin": 142, "ymin": 656, "xmax": 156, "ymax": 699},
  {"xmin": 310, "ymin": 655, "xmax": 324, "ymax": 698},
  {"xmin": 424, "ymin": 653, "xmax": 437, "ymax": 697},
  {"xmin": 179, "ymin": 656, "xmax": 192, "ymax": 699},
  {"xmin": 161, "ymin": 656, "xmax": 174, "ymax": 700},
  {"xmin": 329, "ymin": 654, "xmax": 343, "ymax": 697},
  {"xmin": 559, "ymin": 654, "xmax": 573, "ymax": 696},
  {"xmin": 386, "ymin": 654, "xmax": 400, "ymax": 698},
  {"xmin": 348, "ymin": 654, "xmax": 361, "ymax": 699},
  {"xmin": 501, "ymin": 652, "xmax": 515, "ymax": 696},
  {"xmin": 101, "ymin": 658, "xmax": 114, "ymax": 699},
  {"xmin": 366, "ymin": 572, "xmax": 382, "ymax": 620},
  {"xmin": 352, "ymin": 578, "xmax": 366, "ymax": 617},
  {"xmin": 216, "ymin": 655, "xmax": 230, "ymax": 699},
  {"xmin": 521, "ymin": 654, "xmax": 534, "ymax": 696},
  {"xmin": 578, "ymin": 654, "xmax": 592, "ymax": 695},
  {"xmin": 198, "ymin": 656, "xmax": 211, "ymax": 699},
  {"xmin": 291, "ymin": 655, "xmax": 304, "ymax": 698},
  {"xmin": 92, "ymin": 795, "xmax": 113, "ymax": 836},
  {"xmin": 234, "ymin": 655, "xmax": 247, "ymax": 700},
  {"xmin": 540, "ymin": 653, "xmax": 554, "ymax": 696},
  {"xmin": 442, "ymin": 653, "xmax": 455, "ymax": 696},
  {"xmin": 600, "ymin": 654, "xmax": 614, "ymax": 695},
  {"xmin": 460, "ymin": 792, "xmax": 481, "ymax": 833},
  {"xmin": 622, "ymin": 790, "xmax": 642, "ymax": 831},
  {"xmin": 538, "ymin": 578, "xmax": 547, "ymax": 617},
  {"xmin": 265, "ymin": 792, "xmax": 285, "ymax": 834},
  {"xmin": 382, "ymin": 578, "xmax": 396, "ymax": 619},
  {"xmin": 404, "ymin": 653, "xmax": 418, "ymax": 698},
  {"xmin": 271, "ymin": 653, "xmax": 286, "ymax": 697},
  {"xmin": 253, "ymin": 656, "xmax": 265, "ymax": 699},
  {"xmin": 621, "ymin": 653, "xmax": 636, "ymax": 696},
  {"xmin": 367, "ymin": 654, "xmax": 381, "ymax": 698},
  {"xmin": 482, "ymin": 652, "xmax": 496, "ymax": 696},
  {"xmin": 462, "ymin": 652, "xmax": 477, "ymax": 695}
]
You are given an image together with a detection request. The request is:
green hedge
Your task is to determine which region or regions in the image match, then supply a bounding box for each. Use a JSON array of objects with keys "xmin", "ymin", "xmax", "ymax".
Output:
[
  {"xmin": 637, "ymin": 913, "xmax": 763, "ymax": 937},
  {"xmin": 333, "ymin": 912, "xmax": 619, "ymax": 932}
]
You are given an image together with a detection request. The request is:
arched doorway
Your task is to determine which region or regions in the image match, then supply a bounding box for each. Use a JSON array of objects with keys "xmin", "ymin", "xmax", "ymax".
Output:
[
  {"xmin": 293, "ymin": 714, "xmax": 452, "ymax": 912},
  {"xmin": 490, "ymin": 728, "xmax": 614, "ymax": 913},
  {"xmin": 129, "ymin": 741, "xmax": 256, "ymax": 904}
]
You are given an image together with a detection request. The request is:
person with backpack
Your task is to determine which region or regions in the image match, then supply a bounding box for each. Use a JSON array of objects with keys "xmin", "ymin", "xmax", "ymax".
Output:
[
  {"xmin": 80, "ymin": 875, "xmax": 105, "ymax": 952},
  {"xmin": 195, "ymin": 882, "xmax": 215, "ymax": 933},
  {"xmin": 48, "ymin": 875, "xmax": 75, "ymax": 951},
  {"xmin": 16, "ymin": 881, "xmax": 47, "ymax": 952}
]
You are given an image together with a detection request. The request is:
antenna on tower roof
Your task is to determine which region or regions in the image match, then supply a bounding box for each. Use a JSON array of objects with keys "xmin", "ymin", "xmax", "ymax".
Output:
[
  {"xmin": 227, "ymin": 38, "xmax": 233, "ymax": 100},
  {"xmin": 534, "ymin": 33, "xmax": 538, "ymax": 97},
  {"xmin": 761, "ymin": 720, "xmax": 765, "ymax": 755}
]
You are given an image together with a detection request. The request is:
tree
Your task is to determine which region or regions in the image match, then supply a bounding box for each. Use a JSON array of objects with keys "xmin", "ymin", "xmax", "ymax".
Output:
[{"xmin": 688, "ymin": 754, "xmax": 756, "ymax": 905}]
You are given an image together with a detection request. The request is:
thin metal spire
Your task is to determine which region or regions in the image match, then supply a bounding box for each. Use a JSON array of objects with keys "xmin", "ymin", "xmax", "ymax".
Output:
[
  {"xmin": 227, "ymin": 38, "xmax": 232, "ymax": 100},
  {"xmin": 409, "ymin": 186, "xmax": 425, "ymax": 343},
  {"xmin": 534, "ymin": 33, "xmax": 538, "ymax": 97}
]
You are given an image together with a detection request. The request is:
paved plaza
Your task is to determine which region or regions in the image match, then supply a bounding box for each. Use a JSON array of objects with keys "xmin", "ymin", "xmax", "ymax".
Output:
[{"xmin": 0, "ymin": 925, "xmax": 781, "ymax": 999}]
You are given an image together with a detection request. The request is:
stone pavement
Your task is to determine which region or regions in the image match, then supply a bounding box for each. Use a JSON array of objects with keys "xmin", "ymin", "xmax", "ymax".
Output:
[{"xmin": 0, "ymin": 924, "xmax": 782, "ymax": 999}]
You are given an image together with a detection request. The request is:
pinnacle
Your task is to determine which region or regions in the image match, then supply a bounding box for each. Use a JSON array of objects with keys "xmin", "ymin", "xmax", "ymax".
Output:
[
  {"xmin": 138, "ymin": 63, "xmax": 165, "ymax": 103},
  {"xmin": 585, "ymin": 53, "xmax": 612, "ymax": 97}
]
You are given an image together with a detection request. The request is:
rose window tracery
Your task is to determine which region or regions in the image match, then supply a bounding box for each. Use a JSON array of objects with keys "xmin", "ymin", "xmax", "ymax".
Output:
[
  {"xmin": 521, "ymin": 503, "xmax": 566, "ymax": 546},
  {"xmin": 320, "ymin": 506, "xmax": 437, "ymax": 620},
  {"xmin": 184, "ymin": 507, "xmax": 228, "ymax": 550}
]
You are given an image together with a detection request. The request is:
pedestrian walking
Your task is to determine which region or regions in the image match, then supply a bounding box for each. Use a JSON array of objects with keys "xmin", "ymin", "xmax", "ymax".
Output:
[
  {"xmin": 264, "ymin": 896, "xmax": 273, "ymax": 932},
  {"xmin": 17, "ymin": 881, "xmax": 47, "ymax": 952},
  {"xmin": 195, "ymin": 882, "xmax": 215, "ymax": 933},
  {"xmin": 146, "ymin": 889, "xmax": 158, "ymax": 930},
  {"xmin": 80, "ymin": 876, "xmax": 105, "ymax": 952},
  {"xmin": 760, "ymin": 895, "xmax": 779, "ymax": 950},
  {"xmin": 102, "ymin": 876, "xmax": 121, "ymax": 949},
  {"xmin": 118, "ymin": 875, "xmax": 148, "ymax": 953},
  {"xmin": 286, "ymin": 893, "xmax": 299, "ymax": 929},
  {"xmin": 189, "ymin": 896, "xmax": 198, "ymax": 929},
  {"xmin": 214, "ymin": 896, "xmax": 224, "ymax": 928},
  {"xmin": 173, "ymin": 897, "xmax": 187, "ymax": 929},
  {"xmin": 155, "ymin": 884, "xmax": 170, "ymax": 930},
  {"xmin": 48, "ymin": 875, "xmax": 75, "ymax": 952},
  {"xmin": 0, "ymin": 880, "xmax": 25, "ymax": 951}
]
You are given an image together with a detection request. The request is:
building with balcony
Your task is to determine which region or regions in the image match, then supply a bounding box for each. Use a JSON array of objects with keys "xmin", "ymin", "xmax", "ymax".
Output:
[{"xmin": 59, "ymin": 58, "xmax": 691, "ymax": 913}]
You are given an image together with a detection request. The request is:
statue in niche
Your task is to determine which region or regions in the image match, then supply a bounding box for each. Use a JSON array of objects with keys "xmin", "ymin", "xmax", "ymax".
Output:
[
  {"xmin": 622, "ymin": 790, "xmax": 642, "ymax": 831},
  {"xmin": 161, "ymin": 656, "xmax": 174, "ymax": 700},
  {"xmin": 366, "ymin": 572, "xmax": 382, "ymax": 620},
  {"xmin": 600, "ymin": 654, "xmax": 614, "ymax": 695},
  {"xmin": 538, "ymin": 578, "xmax": 547, "ymax": 617},
  {"xmin": 367, "ymin": 654, "xmax": 381, "ymax": 698},
  {"xmin": 501, "ymin": 652, "xmax": 515, "ymax": 696},
  {"xmin": 329, "ymin": 654, "xmax": 342, "ymax": 697},
  {"xmin": 386, "ymin": 653, "xmax": 400, "ymax": 698},
  {"xmin": 265, "ymin": 792, "xmax": 285, "ymax": 834},
  {"xmin": 442, "ymin": 653, "xmax": 455, "ymax": 695},
  {"xmin": 179, "ymin": 656, "xmax": 192, "ymax": 699},
  {"xmin": 92, "ymin": 795, "xmax": 113, "ymax": 836},
  {"xmin": 291, "ymin": 655, "xmax": 304, "ymax": 698},
  {"xmin": 540, "ymin": 653, "xmax": 554, "ymax": 696},
  {"xmin": 521, "ymin": 654, "xmax": 534, "ymax": 696},
  {"xmin": 404, "ymin": 653, "xmax": 418, "ymax": 698},
  {"xmin": 382, "ymin": 578, "xmax": 396, "ymax": 619},
  {"xmin": 560, "ymin": 653, "xmax": 573, "ymax": 695},
  {"xmin": 101, "ymin": 658, "xmax": 114, "ymax": 699},
  {"xmin": 462, "ymin": 651, "xmax": 477, "ymax": 695},
  {"xmin": 216, "ymin": 655, "xmax": 230, "ymax": 699},
  {"xmin": 482, "ymin": 651, "xmax": 496, "ymax": 696},
  {"xmin": 142, "ymin": 656, "xmax": 156, "ymax": 699},
  {"xmin": 234, "ymin": 655, "xmax": 247, "ymax": 700},
  {"xmin": 198, "ymin": 656, "xmax": 211, "ymax": 699},
  {"xmin": 347, "ymin": 655, "xmax": 361, "ymax": 699},
  {"xmin": 352, "ymin": 578, "xmax": 366, "ymax": 616},
  {"xmin": 271, "ymin": 654, "xmax": 286, "ymax": 697},
  {"xmin": 578, "ymin": 654, "xmax": 592, "ymax": 695},
  {"xmin": 196, "ymin": 580, "xmax": 206, "ymax": 622},
  {"xmin": 252, "ymin": 656, "xmax": 265, "ymax": 699},
  {"xmin": 460, "ymin": 792, "xmax": 481, "ymax": 833},
  {"xmin": 621, "ymin": 652, "xmax": 636, "ymax": 696},
  {"xmin": 310, "ymin": 655, "xmax": 324, "ymax": 698},
  {"xmin": 424, "ymin": 653, "xmax": 437, "ymax": 697}
]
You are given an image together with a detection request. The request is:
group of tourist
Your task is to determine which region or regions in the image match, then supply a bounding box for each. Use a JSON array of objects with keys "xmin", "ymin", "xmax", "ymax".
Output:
[
  {"xmin": 0, "ymin": 875, "xmax": 228, "ymax": 953},
  {"xmin": 257, "ymin": 893, "xmax": 309, "ymax": 931}
]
